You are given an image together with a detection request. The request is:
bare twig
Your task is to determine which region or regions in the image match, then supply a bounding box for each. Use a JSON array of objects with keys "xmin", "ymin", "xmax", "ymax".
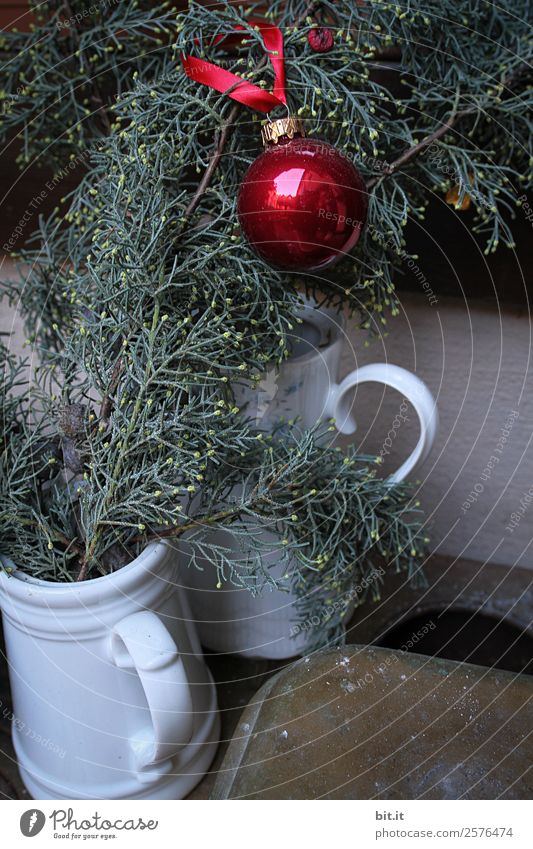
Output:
[
  {"xmin": 100, "ymin": 356, "xmax": 123, "ymax": 424},
  {"xmin": 76, "ymin": 558, "xmax": 89, "ymax": 582},
  {"xmin": 132, "ymin": 506, "xmax": 239, "ymax": 545},
  {"xmin": 367, "ymin": 64, "xmax": 527, "ymax": 190},
  {"xmin": 366, "ymin": 109, "xmax": 473, "ymax": 190},
  {"xmin": 61, "ymin": 0, "xmax": 112, "ymax": 135},
  {"xmin": 183, "ymin": 104, "xmax": 241, "ymax": 219}
]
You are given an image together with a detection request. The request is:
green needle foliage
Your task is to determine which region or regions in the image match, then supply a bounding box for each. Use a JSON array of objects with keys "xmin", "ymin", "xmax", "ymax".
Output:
[
  {"xmin": 0, "ymin": 0, "xmax": 176, "ymax": 163},
  {"xmin": 1, "ymin": 0, "xmax": 530, "ymax": 646}
]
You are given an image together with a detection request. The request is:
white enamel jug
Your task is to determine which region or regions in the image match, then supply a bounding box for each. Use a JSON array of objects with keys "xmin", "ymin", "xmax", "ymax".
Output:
[
  {"xmin": 235, "ymin": 297, "xmax": 437, "ymax": 482},
  {"xmin": 181, "ymin": 300, "xmax": 438, "ymax": 659},
  {"xmin": 0, "ymin": 541, "xmax": 219, "ymax": 799}
]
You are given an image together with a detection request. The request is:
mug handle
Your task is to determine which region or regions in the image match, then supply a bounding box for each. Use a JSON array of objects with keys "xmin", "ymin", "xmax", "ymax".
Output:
[
  {"xmin": 109, "ymin": 610, "xmax": 194, "ymax": 784},
  {"xmin": 327, "ymin": 363, "xmax": 438, "ymax": 483}
]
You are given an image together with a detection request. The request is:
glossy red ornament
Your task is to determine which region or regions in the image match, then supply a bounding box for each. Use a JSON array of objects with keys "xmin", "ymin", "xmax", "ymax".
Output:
[
  {"xmin": 307, "ymin": 27, "xmax": 335, "ymax": 53},
  {"xmin": 237, "ymin": 120, "xmax": 367, "ymax": 271}
]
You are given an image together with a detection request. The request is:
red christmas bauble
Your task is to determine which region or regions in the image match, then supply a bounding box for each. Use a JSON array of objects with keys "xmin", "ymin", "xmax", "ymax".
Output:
[
  {"xmin": 237, "ymin": 119, "xmax": 367, "ymax": 271},
  {"xmin": 307, "ymin": 27, "xmax": 334, "ymax": 53}
]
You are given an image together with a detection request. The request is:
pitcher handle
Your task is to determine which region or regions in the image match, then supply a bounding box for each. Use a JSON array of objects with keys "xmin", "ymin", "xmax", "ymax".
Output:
[
  {"xmin": 327, "ymin": 363, "xmax": 438, "ymax": 483},
  {"xmin": 109, "ymin": 610, "xmax": 193, "ymax": 784}
]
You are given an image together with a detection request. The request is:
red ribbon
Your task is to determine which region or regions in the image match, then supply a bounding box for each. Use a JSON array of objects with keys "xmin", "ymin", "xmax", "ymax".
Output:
[{"xmin": 181, "ymin": 21, "xmax": 286, "ymax": 114}]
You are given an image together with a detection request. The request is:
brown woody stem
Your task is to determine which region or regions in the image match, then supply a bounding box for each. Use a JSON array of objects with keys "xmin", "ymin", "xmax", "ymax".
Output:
[{"xmin": 366, "ymin": 109, "xmax": 472, "ymax": 190}]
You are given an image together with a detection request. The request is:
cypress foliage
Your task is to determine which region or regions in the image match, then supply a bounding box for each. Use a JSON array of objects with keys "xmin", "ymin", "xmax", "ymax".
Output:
[{"xmin": 0, "ymin": 1, "xmax": 530, "ymax": 645}]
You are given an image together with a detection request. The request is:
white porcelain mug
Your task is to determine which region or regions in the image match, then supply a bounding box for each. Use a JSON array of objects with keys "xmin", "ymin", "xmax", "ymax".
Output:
[
  {"xmin": 234, "ymin": 298, "xmax": 438, "ymax": 482},
  {"xmin": 180, "ymin": 301, "xmax": 439, "ymax": 659},
  {"xmin": 0, "ymin": 542, "xmax": 219, "ymax": 800}
]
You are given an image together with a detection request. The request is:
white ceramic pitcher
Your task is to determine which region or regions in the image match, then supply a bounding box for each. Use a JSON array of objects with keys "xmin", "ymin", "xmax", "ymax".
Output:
[
  {"xmin": 235, "ymin": 298, "xmax": 437, "ymax": 482},
  {"xmin": 180, "ymin": 301, "xmax": 438, "ymax": 659},
  {"xmin": 0, "ymin": 542, "xmax": 219, "ymax": 800}
]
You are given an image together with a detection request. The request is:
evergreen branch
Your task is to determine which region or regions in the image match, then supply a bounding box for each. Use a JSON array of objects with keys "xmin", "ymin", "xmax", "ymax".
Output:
[
  {"xmin": 99, "ymin": 356, "xmax": 123, "ymax": 425},
  {"xmin": 367, "ymin": 64, "xmax": 529, "ymax": 189},
  {"xmin": 366, "ymin": 109, "xmax": 471, "ymax": 189},
  {"xmin": 132, "ymin": 506, "xmax": 239, "ymax": 545},
  {"xmin": 1, "ymin": 0, "xmax": 531, "ymax": 642},
  {"xmin": 3, "ymin": 514, "xmax": 83, "ymax": 557},
  {"xmin": 132, "ymin": 458, "xmax": 294, "ymax": 545},
  {"xmin": 60, "ymin": 0, "xmax": 112, "ymax": 135},
  {"xmin": 183, "ymin": 103, "xmax": 240, "ymax": 220},
  {"xmin": 77, "ymin": 302, "xmax": 162, "ymax": 580}
]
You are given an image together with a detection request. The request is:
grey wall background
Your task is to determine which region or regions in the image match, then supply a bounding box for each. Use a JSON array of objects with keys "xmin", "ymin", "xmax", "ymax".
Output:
[{"xmin": 338, "ymin": 294, "xmax": 532, "ymax": 570}]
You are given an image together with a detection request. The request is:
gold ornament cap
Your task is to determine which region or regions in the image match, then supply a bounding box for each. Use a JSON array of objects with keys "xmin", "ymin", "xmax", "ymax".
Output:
[{"xmin": 261, "ymin": 116, "xmax": 305, "ymax": 147}]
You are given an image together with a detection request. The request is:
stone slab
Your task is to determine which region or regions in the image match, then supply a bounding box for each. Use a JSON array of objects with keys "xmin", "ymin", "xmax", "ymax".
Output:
[{"xmin": 212, "ymin": 645, "xmax": 533, "ymax": 799}]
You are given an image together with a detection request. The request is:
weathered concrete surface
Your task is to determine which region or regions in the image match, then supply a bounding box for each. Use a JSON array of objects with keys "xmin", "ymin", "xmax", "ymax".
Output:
[{"xmin": 212, "ymin": 645, "xmax": 533, "ymax": 799}]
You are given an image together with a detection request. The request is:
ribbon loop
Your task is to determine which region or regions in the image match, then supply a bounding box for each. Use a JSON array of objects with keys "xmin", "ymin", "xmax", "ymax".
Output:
[{"xmin": 181, "ymin": 21, "xmax": 286, "ymax": 114}]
